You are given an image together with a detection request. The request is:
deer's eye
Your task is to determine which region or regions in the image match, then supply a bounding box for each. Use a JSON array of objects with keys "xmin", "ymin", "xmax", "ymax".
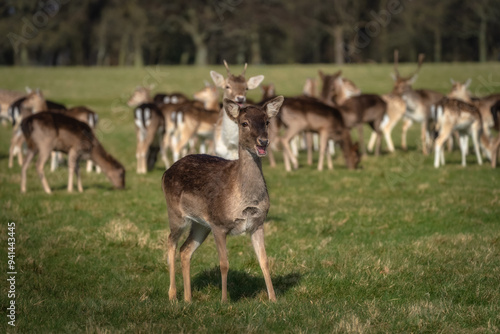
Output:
[
  {"xmin": 225, "ymin": 85, "xmax": 230, "ymax": 89},
  {"xmin": 266, "ymin": 121, "xmax": 270, "ymax": 126},
  {"xmin": 241, "ymin": 122, "xmax": 249, "ymax": 127}
]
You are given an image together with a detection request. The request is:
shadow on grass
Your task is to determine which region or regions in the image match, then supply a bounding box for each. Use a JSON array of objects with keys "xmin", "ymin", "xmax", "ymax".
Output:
[{"xmin": 192, "ymin": 267, "xmax": 301, "ymax": 301}]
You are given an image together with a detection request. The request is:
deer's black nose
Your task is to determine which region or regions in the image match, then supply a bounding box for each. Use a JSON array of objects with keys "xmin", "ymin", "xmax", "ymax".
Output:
[{"xmin": 258, "ymin": 138, "xmax": 269, "ymax": 147}]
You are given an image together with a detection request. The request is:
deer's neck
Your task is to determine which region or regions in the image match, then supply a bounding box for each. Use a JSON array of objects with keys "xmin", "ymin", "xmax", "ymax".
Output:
[
  {"xmin": 204, "ymin": 97, "xmax": 219, "ymax": 112},
  {"xmin": 91, "ymin": 140, "xmax": 120, "ymax": 174},
  {"xmin": 236, "ymin": 147, "xmax": 266, "ymax": 198}
]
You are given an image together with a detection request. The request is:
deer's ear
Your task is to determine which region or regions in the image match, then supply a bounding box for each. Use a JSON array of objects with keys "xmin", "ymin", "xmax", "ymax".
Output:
[
  {"xmin": 223, "ymin": 98, "xmax": 240, "ymax": 122},
  {"xmin": 247, "ymin": 75, "xmax": 264, "ymax": 90},
  {"xmin": 390, "ymin": 73, "xmax": 397, "ymax": 81},
  {"xmin": 450, "ymin": 78, "xmax": 455, "ymax": 85},
  {"xmin": 464, "ymin": 78, "xmax": 472, "ymax": 88},
  {"xmin": 264, "ymin": 96, "xmax": 284, "ymax": 119},
  {"xmin": 210, "ymin": 71, "xmax": 225, "ymax": 88},
  {"xmin": 318, "ymin": 70, "xmax": 325, "ymax": 80}
]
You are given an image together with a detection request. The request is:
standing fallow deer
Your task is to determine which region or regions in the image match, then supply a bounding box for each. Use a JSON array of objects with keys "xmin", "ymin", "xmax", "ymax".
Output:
[
  {"xmin": 127, "ymin": 86, "xmax": 168, "ymax": 173},
  {"xmin": 169, "ymin": 84, "xmax": 220, "ymax": 162},
  {"xmin": 20, "ymin": 112, "xmax": 125, "ymax": 194},
  {"xmin": 280, "ymin": 97, "xmax": 361, "ymax": 171},
  {"xmin": 48, "ymin": 106, "xmax": 100, "ymax": 173},
  {"xmin": 391, "ymin": 51, "xmax": 444, "ymax": 154},
  {"xmin": 432, "ymin": 98, "xmax": 490, "ymax": 168},
  {"xmin": 0, "ymin": 88, "xmax": 26, "ymax": 125},
  {"xmin": 319, "ymin": 70, "xmax": 387, "ymax": 156},
  {"xmin": 448, "ymin": 79, "xmax": 500, "ymax": 143},
  {"xmin": 210, "ymin": 60, "xmax": 265, "ymax": 160},
  {"xmin": 8, "ymin": 90, "xmax": 47, "ymax": 168},
  {"xmin": 162, "ymin": 96, "xmax": 284, "ymax": 303},
  {"xmin": 490, "ymin": 100, "xmax": 500, "ymax": 168}
]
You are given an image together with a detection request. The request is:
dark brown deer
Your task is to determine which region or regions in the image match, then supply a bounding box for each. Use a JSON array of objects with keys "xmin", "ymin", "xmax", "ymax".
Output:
[
  {"xmin": 210, "ymin": 60, "xmax": 264, "ymax": 159},
  {"xmin": 20, "ymin": 112, "xmax": 125, "ymax": 194},
  {"xmin": 391, "ymin": 50, "xmax": 444, "ymax": 154},
  {"xmin": 319, "ymin": 70, "xmax": 387, "ymax": 156},
  {"xmin": 162, "ymin": 96, "xmax": 283, "ymax": 303},
  {"xmin": 280, "ymin": 97, "xmax": 360, "ymax": 171}
]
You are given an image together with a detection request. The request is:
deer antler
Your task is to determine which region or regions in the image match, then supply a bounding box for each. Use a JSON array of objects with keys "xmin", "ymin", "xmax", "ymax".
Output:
[
  {"xmin": 241, "ymin": 63, "xmax": 248, "ymax": 76},
  {"xmin": 223, "ymin": 60, "xmax": 231, "ymax": 75},
  {"xmin": 393, "ymin": 49, "xmax": 400, "ymax": 78},
  {"xmin": 413, "ymin": 53, "xmax": 425, "ymax": 76}
]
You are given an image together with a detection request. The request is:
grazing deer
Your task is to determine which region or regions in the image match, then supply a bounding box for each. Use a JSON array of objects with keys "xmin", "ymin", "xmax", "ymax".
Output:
[
  {"xmin": 391, "ymin": 51, "xmax": 444, "ymax": 154},
  {"xmin": 128, "ymin": 86, "xmax": 168, "ymax": 173},
  {"xmin": 48, "ymin": 106, "xmax": 100, "ymax": 173},
  {"xmin": 280, "ymin": 97, "xmax": 360, "ymax": 171},
  {"xmin": 490, "ymin": 101, "xmax": 500, "ymax": 168},
  {"xmin": 319, "ymin": 71, "xmax": 387, "ymax": 155},
  {"xmin": 20, "ymin": 112, "xmax": 125, "ymax": 194},
  {"xmin": 8, "ymin": 90, "xmax": 47, "ymax": 168},
  {"xmin": 162, "ymin": 96, "xmax": 283, "ymax": 302},
  {"xmin": 210, "ymin": 60, "xmax": 265, "ymax": 159},
  {"xmin": 432, "ymin": 98, "xmax": 489, "ymax": 168}
]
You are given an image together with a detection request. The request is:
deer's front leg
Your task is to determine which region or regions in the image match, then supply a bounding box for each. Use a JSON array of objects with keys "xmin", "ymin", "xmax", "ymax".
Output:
[
  {"xmin": 251, "ymin": 225, "xmax": 276, "ymax": 302},
  {"xmin": 212, "ymin": 229, "xmax": 229, "ymax": 302}
]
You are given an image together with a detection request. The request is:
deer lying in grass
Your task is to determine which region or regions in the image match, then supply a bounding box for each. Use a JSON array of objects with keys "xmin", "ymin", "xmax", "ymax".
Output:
[
  {"xmin": 8, "ymin": 90, "xmax": 47, "ymax": 168},
  {"xmin": 20, "ymin": 112, "xmax": 125, "ymax": 194},
  {"xmin": 432, "ymin": 98, "xmax": 490, "ymax": 168},
  {"xmin": 210, "ymin": 60, "xmax": 264, "ymax": 159},
  {"xmin": 280, "ymin": 97, "xmax": 360, "ymax": 171},
  {"xmin": 319, "ymin": 70, "xmax": 387, "ymax": 155},
  {"xmin": 491, "ymin": 100, "xmax": 500, "ymax": 168},
  {"xmin": 162, "ymin": 96, "xmax": 283, "ymax": 303},
  {"xmin": 128, "ymin": 86, "xmax": 168, "ymax": 173},
  {"xmin": 391, "ymin": 51, "xmax": 443, "ymax": 154}
]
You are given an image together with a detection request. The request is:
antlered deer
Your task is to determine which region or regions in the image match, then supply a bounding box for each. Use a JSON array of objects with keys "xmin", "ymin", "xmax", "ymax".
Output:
[
  {"xmin": 210, "ymin": 60, "xmax": 264, "ymax": 159},
  {"xmin": 162, "ymin": 96, "xmax": 284, "ymax": 302},
  {"xmin": 20, "ymin": 112, "xmax": 125, "ymax": 194},
  {"xmin": 391, "ymin": 51, "xmax": 444, "ymax": 154}
]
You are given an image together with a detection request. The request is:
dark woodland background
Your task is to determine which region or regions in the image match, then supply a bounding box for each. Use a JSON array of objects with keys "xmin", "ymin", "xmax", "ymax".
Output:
[{"xmin": 1, "ymin": 0, "xmax": 499, "ymax": 66}]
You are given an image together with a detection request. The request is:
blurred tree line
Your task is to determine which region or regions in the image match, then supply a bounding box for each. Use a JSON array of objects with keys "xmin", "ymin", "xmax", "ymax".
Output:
[{"xmin": 1, "ymin": 0, "xmax": 499, "ymax": 66}]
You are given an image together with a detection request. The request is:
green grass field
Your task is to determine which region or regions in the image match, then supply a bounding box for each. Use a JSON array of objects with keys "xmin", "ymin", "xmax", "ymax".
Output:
[{"xmin": 1, "ymin": 64, "xmax": 499, "ymax": 333}]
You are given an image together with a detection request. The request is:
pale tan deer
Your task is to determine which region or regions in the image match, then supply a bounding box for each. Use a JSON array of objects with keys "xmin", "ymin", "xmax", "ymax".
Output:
[
  {"xmin": 391, "ymin": 51, "xmax": 444, "ymax": 154},
  {"xmin": 432, "ymin": 98, "xmax": 490, "ymax": 168},
  {"xmin": 20, "ymin": 112, "xmax": 125, "ymax": 194},
  {"xmin": 128, "ymin": 86, "xmax": 168, "ymax": 173},
  {"xmin": 162, "ymin": 96, "xmax": 284, "ymax": 303},
  {"xmin": 210, "ymin": 60, "xmax": 264, "ymax": 160},
  {"xmin": 8, "ymin": 90, "xmax": 47, "ymax": 168},
  {"xmin": 280, "ymin": 97, "xmax": 360, "ymax": 171}
]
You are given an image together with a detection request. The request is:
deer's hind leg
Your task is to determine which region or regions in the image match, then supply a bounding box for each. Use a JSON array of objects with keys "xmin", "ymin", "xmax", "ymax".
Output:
[{"xmin": 180, "ymin": 222, "xmax": 211, "ymax": 302}]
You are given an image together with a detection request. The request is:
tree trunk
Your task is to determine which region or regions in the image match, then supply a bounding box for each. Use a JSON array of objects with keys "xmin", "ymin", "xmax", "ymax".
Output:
[
  {"xmin": 119, "ymin": 34, "xmax": 128, "ymax": 66},
  {"xmin": 478, "ymin": 17, "xmax": 487, "ymax": 62},
  {"xmin": 434, "ymin": 28, "xmax": 442, "ymax": 62},
  {"xmin": 194, "ymin": 40, "xmax": 208, "ymax": 66},
  {"xmin": 333, "ymin": 25, "xmax": 344, "ymax": 65},
  {"xmin": 250, "ymin": 31, "xmax": 262, "ymax": 64},
  {"xmin": 133, "ymin": 34, "xmax": 144, "ymax": 67}
]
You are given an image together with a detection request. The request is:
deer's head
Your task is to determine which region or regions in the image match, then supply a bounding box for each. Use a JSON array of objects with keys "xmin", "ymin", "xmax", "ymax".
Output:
[
  {"xmin": 318, "ymin": 70, "xmax": 342, "ymax": 103},
  {"xmin": 448, "ymin": 78, "xmax": 471, "ymax": 101},
  {"xmin": 391, "ymin": 50, "xmax": 425, "ymax": 96},
  {"xmin": 128, "ymin": 86, "xmax": 151, "ymax": 107},
  {"xmin": 194, "ymin": 83, "xmax": 219, "ymax": 103},
  {"xmin": 223, "ymin": 96, "xmax": 283, "ymax": 157},
  {"xmin": 23, "ymin": 89, "xmax": 47, "ymax": 112},
  {"xmin": 260, "ymin": 83, "xmax": 276, "ymax": 101},
  {"xmin": 211, "ymin": 60, "xmax": 264, "ymax": 105}
]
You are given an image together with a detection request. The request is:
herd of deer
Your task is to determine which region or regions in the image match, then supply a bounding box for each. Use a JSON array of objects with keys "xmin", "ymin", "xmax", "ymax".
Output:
[{"xmin": 2, "ymin": 54, "xmax": 500, "ymax": 302}]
